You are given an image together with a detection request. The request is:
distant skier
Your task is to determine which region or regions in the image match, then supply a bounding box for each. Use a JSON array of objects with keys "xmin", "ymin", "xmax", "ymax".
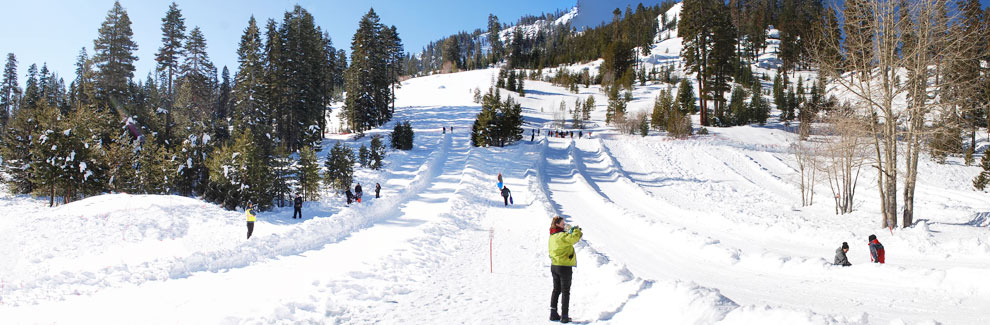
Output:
[
  {"xmin": 345, "ymin": 189, "xmax": 354, "ymax": 205},
  {"xmin": 293, "ymin": 192, "xmax": 303, "ymax": 219},
  {"xmin": 497, "ymin": 173, "xmax": 503, "ymax": 190},
  {"xmin": 443, "ymin": 126, "xmax": 446, "ymax": 134},
  {"xmin": 501, "ymin": 185, "xmax": 512, "ymax": 206},
  {"xmin": 834, "ymin": 242, "xmax": 851, "ymax": 267},
  {"xmin": 245, "ymin": 203, "xmax": 256, "ymax": 239},
  {"xmin": 578, "ymin": 131, "xmax": 583, "ymax": 138},
  {"xmin": 375, "ymin": 183, "xmax": 381, "ymax": 198},
  {"xmin": 868, "ymin": 234, "xmax": 885, "ymax": 264},
  {"xmin": 355, "ymin": 183, "xmax": 363, "ymax": 203},
  {"xmin": 548, "ymin": 216, "xmax": 582, "ymax": 323}
]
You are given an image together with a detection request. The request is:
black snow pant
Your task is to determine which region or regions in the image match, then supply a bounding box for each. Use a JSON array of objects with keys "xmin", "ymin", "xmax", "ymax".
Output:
[
  {"xmin": 551, "ymin": 265, "xmax": 572, "ymax": 318},
  {"xmin": 293, "ymin": 207, "xmax": 302, "ymax": 219},
  {"xmin": 503, "ymin": 195, "xmax": 509, "ymax": 206},
  {"xmin": 375, "ymin": 190, "xmax": 380, "ymax": 198},
  {"xmin": 247, "ymin": 221, "xmax": 255, "ymax": 239}
]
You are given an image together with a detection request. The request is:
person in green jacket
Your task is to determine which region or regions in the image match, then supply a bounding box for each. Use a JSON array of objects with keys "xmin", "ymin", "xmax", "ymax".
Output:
[
  {"xmin": 245, "ymin": 203, "xmax": 256, "ymax": 239},
  {"xmin": 548, "ymin": 216, "xmax": 582, "ymax": 323}
]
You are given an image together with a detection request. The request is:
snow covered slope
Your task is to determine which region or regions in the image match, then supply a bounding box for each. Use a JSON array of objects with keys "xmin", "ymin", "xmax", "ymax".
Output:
[
  {"xmin": 2, "ymin": 3, "xmax": 990, "ymax": 323},
  {"xmin": 1, "ymin": 67, "xmax": 988, "ymax": 324}
]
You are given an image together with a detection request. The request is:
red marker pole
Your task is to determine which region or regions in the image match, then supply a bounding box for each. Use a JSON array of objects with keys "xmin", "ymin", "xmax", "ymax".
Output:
[{"xmin": 489, "ymin": 228, "xmax": 494, "ymax": 273}]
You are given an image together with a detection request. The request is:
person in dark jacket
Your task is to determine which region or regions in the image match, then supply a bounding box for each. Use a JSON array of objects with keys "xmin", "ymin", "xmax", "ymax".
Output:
[
  {"xmin": 501, "ymin": 185, "xmax": 511, "ymax": 206},
  {"xmin": 355, "ymin": 183, "xmax": 363, "ymax": 203},
  {"xmin": 548, "ymin": 216, "xmax": 582, "ymax": 323},
  {"xmin": 375, "ymin": 183, "xmax": 381, "ymax": 198},
  {"xmin": 345, "ymin": 189, "xmax": 353, "ymax": 205},
  {"xmin": 834, "ymin": 242, "xmax": 851, "ymax": 266},
  {"xmin": 293, "ymin": 193, "xmax": 303, "ymax": 219},
  {"xmin": 868, "ymin": 234, "xmax": 885, "ymax": 264}
]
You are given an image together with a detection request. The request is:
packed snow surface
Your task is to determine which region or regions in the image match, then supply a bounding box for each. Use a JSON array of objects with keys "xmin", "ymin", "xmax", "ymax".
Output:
[
  {"xmin": 2, "ymin": 6, "xmax": 990, "ymax": 324},
  {"xmin": 1, "ymin": 67, "xmax": 988, "ymax": 324}
]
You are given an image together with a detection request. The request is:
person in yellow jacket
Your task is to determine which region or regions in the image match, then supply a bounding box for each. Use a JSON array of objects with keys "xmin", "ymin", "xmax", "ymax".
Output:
[
  {"xmin": 548, "ymin": 216, "xmax": 582, "ymax": 323},
  {"xmin": 245, "ymin": 203, "xmax": 256, "ymax": 239}
]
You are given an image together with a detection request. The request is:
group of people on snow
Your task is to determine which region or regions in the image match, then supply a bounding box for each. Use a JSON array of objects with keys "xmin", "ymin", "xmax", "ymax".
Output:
[
  {"xmin": 833, "ymin": 234, "xmax": 885, "ymax": 266},
  {"xmin": 498, "ymin": 172, "xmax": 581, "ymax": 323},
  {"xmin": 497, "ymin": 173, "xmax": 513, "ymax": 206},
  {"xmin": 245, "ymin": 181, "xmax": 384, "ymax": 239}
]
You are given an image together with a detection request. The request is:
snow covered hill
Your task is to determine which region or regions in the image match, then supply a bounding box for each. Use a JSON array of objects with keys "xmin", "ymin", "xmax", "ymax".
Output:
[
  {"xmin": 3, "ymin": 4, "xmax": 990, "ymax": 324},
  {"xmin": 1, "ymin": 66, "xmax": 988, "ymax": 324}
]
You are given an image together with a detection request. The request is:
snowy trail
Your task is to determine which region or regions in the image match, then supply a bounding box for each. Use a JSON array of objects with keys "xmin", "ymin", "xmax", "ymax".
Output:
[
  {"xmin": 0, "ymin": 132, "xmax": 463, "ymax": 323},
  {"xmin": 542, "ymin": 136, "xmax": 990, "ymax": 323}
]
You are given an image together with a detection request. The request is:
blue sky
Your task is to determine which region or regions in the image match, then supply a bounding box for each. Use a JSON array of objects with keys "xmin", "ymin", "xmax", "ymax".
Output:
[
  {"xmin": 0, "ymin": 0, "xmax": 574, "ymax": 83},
  {"xmin": 1, "ymin": 0, "xmax": 988, "ymax": 83}
]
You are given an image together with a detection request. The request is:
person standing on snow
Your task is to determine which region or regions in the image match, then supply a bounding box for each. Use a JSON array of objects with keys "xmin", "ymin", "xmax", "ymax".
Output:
[
  {"xmin": 501, "ymin": 185, "xmax": 512, "ymax": 206},
  {"xmin": 245, "ymin": 203, "xmax": 257, "ymax": 239},
  {"xmin": 868, "ymin": 234, "xmax": 885, "ymax": 264},
  {"xmin": 375, "ymin": 183, "xmax": 381, "ymax": 198},
  {"xmin": 293, "ymin": 193, "xmax": 303, "ymax": 219},
  {"xmin": 834, "ymin": 242, "xmax": 851, "ymax": 266},
  {"xmin": 355, "ymin": 183, "xmax": 363, "ymax": 203},
  {"xmin": 548, "ymin": 216, "xmax": 582, "ymax": 323},
  {"xmin": 345, "ymin": 189, "xmax": 353, "ymax": 205}
]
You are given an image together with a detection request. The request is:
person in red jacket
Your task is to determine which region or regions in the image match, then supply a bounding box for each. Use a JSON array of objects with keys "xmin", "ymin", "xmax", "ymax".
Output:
[{"xmin": 868, "ymin": 234, "xmax": 885, "ymax": 264}]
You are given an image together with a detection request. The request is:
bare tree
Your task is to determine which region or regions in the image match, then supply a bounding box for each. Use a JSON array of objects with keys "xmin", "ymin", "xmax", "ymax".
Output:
[
  {"xmin": 813, "ymin": 0, "xmax": 977, "ymax": 227},
  {"xmin": 792, "ymin": 141, "xmax": 821, "ymax": 207},
  {"xmin": 822, "ymin": 107, "xmax": 869, "ymax": 214}
]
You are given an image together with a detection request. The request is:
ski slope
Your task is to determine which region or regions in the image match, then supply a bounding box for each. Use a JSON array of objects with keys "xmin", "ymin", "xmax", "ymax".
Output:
[{"xmin": 2, "ymin": 67, "xmax": 989, "ymax": 324}]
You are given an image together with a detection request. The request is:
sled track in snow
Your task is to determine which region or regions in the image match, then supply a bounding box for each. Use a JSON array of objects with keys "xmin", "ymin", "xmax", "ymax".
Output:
[{"xmin": 2, "ymin": 135, "xmax": 456, "ymax": 306}]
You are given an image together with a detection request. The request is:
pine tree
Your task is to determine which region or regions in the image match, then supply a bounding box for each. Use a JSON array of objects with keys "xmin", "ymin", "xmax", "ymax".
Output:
[
  {"xmin": 296, "ymin": 146, "xmax": 321, "ymax": 200},
  {"xmin": 390, "ymin": 121, "xmax": 414, "ymax": 150},
  {"xmin": 155, "ymin": 2, "xmax": 185, "ymax": 141},
  {"xmin": 1, "ymin": 53, "xmax": 19, "ymax": 126},
  {"xmin": 729, "ymin": 86, "xmax": 747, "ymax": 126},
  {"xmin": 639, "ymin": 113, "xmax": 649, "ymax": 136},
  {"xmin": 93, "ymin": 1, "xmax": 138, "ymax": 108},
  {"xmin": 517, "ymin": 73, "xmax": 525, "ymax": 97},
  {"xmin": 104, "ymin": 129, "xmax": 138, "ymax": 193},
  {"xmin": 680, "ymin": 0, "xmax": 734, "ymax": 126},
  {"xmin": 0, "ymin": 93, "xmax": 35, "ymax": 194},
  {"xmin": 358, "ymin": 144, "xmax": 369, "ymax": 167},
  {"xmin": 22, "ymin": 64, "xmax": 40, "ymax": 110},
  {"xmin": 773, "ymin": 72, "xmax": 786, "ymax": 116},
  {"xmin": 676, "ymin": 78, "xmax": 697, "ymax": 114},
  {"xmin": 507, "ymin": 70, "xmax": 517, "ymax": 92},
  {"xmin": 651, "ymin": 89, "xmax": 672, "ymax": 131},
  {"xmin": 369, "ymin": 135, "xmax": 386, "ymax": 170},
  {"xmin": 487, "ymin": 14, "xmax": 504, "ymax": 63},
  {"xmin": 29, "ymin": 100, "xmax": 65, "ymax": 205},
  {"xmin": 582, "ymin": 95, "xmax": 595, "ymax": 122},
  {"xmin": 215, "ymin": 66, "xmax": 232, "ymax": 143},
  {"xmin": 231, "ymin": 16, "xmax": 269, "ymax": 145},
  {"xmin": 974, "ymin": 152, "xmax": 990, "ymax": 191},
  {"xmin": 572, "ymin": 98, "xmax": 583, "ymax": 129},
  {"xmin": 606, "ymin": 86, "xmax": 627, "ymax": 125},
  {"xmin": 471, "ymin": 87, "xmax": 522, "ymax": 147},
  {"xmin": 442, "ymin": 37, "xmax": 461, "ymax": 72},
  {"xmin": 324, "ymin": 141, "xmax": 354, "ymax": 192},
  {"xmin": 71, "ymin": 48, "xmax": 96, "ymax": 113},
  {"xmin": 750, "ymin": 80, "xmax": 769, "ymax": 124},
  {"xmin": 344, "ymin": 8, "xmax": 400, "ymax": 133},
  {"xmin": 206, "ymin": 130, "xmax": 260, "ymax": 209}
]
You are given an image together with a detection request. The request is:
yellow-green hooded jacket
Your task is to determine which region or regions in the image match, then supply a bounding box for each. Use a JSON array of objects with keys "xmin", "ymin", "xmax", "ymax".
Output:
[{"xmin": 549, "ymin": 226, "xmax": 582, "ymax": 266}]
